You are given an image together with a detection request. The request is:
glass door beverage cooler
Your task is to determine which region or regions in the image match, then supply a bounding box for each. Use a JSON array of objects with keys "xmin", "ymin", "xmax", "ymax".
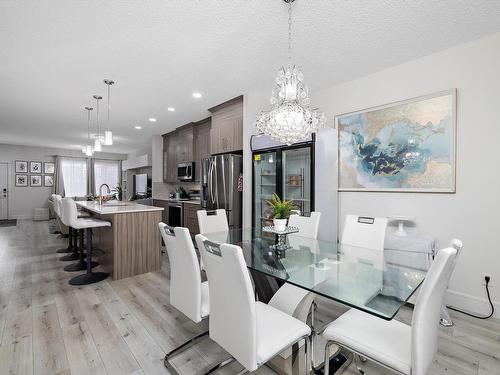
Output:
[{"xmin": 251, "ymin": 134, "xmax": 315, "ymax": 234}]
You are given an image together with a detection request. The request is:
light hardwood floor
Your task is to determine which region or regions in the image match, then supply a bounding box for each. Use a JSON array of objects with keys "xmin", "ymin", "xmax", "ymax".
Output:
[{"xmin": 0, "ymin": 220, "xmax": 498, "ymax": 375}]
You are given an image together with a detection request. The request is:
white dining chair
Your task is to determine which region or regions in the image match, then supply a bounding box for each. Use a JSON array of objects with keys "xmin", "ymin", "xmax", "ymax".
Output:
[
  {"xmin": 341, "ymin": 214, "xmax": 388, "ymax": 250},
  {"xmin": 158, "ymin": 223, "xmax": 211, "ymax": 374},
  {"xmin": 197, "ymin": 209, "xmax": 229, "ymax": 234},
  {"xmin": 53, "ymin": 195, "xmax": 72, "ymax": 253},
  {"xmin": 195, "ymin": 234, "xmax": 312, "ymax": 374},
  {"xmin": 319, "ymin": 246, "xmax": 458, "ymax": 375},
  {"xmin": 440, "ymin": 238, "xmax": 463, "ymax": 327}
]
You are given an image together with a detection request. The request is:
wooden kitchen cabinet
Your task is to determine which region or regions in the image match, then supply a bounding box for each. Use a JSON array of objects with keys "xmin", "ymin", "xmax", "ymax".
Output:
[
  {"xmin": 194, "ymin": 117, "xmax": 211, "ymax": 181},
  {"xmin": 176, "ymin": 124, "xmax": 194, "ymax": 163},
  {"xmin": 153, "ymin": 199, "xmax": 169, "ymax": 224},
  {"xmin": 209, "ymin": 95, "xmax": 243, "ymax": 154},
  {"xmin": 183, "ymin": 203, "xmax": 200, "ymax": 234},
  {"xmin": 163, "ymin": 133, "xmax": 177, "ymax": 182}
]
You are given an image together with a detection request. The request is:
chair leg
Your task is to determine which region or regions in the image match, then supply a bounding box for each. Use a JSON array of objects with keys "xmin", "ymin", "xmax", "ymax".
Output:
[
  {"xmin": 69, "ymin": 228, "xmax": 108, "ymax": 286},
  {"xmin": 64, "ymin": 229, "xmax": 98, "ymax": 272},
  {"xmin": 440, "ymin": 304, "xmax": 454, "ymax": 327},
  {"xmin": 59, "ymin": 228, "xmax": 80, "ymax": 261},
  {"xmin": 203, "ymin": 357, "xmax": 235, "ymax": 375},
  {"xmin": 56, "ymin": 227, "xmax": 73, "ymax": 253},
  {"xmin": 163, "ymin": 330, "xmax": 210, "ymax": 374},
  {"xmin": 304, "ymin": 335, "xmax": 312, "ymax": 375}
]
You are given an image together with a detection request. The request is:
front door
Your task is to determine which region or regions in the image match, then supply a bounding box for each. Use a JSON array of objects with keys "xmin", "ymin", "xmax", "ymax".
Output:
[{"xmin": 0, "ymin": 163, "xmax": 8, "ymax": 220}]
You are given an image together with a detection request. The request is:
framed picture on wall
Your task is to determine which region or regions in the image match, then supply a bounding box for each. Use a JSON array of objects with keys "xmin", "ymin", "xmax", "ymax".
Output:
[
  {"xmin": 30, "ymin": 161, "xmax": 42, "ymax": 174},
  {"xmin": 44, "ymin": 175, "xmax": 54, "ymax": 187},
  {"xmin": 15, "ymin": 160, "xmax": 28, "ymax": 173},
  {"xmin": 336, "ymin": 89, "xmax": 456, "ymax": 193},
  {"xmin": 15, "ymin": 174, "xmax": 28, "ymax": 187},
  {"xmin": 30, "ymin": 175, "xmax": 42, "ymax": 187},
  {"xmin": 44, "ymin": 162, "xmax": 55, "ymax": 174}
]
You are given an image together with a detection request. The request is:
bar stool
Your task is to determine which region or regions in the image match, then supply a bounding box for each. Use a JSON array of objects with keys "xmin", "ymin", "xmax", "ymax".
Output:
[
  {"xmin": 57, "ymin": 196, "xmax": 82, "ymax": 262},
  {"xmin": 62, "ymin": 198, "xmax": 111, "ymax": 285},
  {"xmin": 60, "ymin": 197, "xmax": 97, "ymax": 272},
  {"xmin": 53, "ymin": 195, "xmax": 73, "ymax": 254}
]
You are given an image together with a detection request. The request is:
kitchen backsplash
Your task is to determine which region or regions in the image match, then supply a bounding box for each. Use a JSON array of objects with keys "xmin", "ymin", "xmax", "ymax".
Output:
[{"xmin": 153, "ymin": 182, "xmax": 201, "ymax": 200}]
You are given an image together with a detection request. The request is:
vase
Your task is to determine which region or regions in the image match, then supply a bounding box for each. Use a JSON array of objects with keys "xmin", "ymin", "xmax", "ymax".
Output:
[{"xmin": 273, "ymin": 218, "xmax": 287, "ymax": 232}]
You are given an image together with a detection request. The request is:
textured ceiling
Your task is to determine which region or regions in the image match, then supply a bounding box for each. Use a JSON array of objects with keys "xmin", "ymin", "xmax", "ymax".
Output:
[{"xmin": 1, "ymin": 0, "xmax": 500, "ymax": 153}]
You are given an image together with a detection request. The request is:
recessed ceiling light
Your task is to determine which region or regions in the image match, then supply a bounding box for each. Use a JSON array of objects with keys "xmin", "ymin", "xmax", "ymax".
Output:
[
  {"xmin": 148, "ymin": 117, "xmax": 157, "ymax": 122},
  {"xmin": 192, "ymin": 92, "xmax": 202, "ymax": 99},
  {"xmin": 167, "ymin": 107, "xmax": 175, "ymax": 112},
  {"xmin": 134, "ymin": 126, "xmax": 142, "ymax": 130}
]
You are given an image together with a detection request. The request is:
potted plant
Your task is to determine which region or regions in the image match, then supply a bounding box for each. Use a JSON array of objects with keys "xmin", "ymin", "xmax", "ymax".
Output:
[
  {"xmin": 114, "ymin": 184, "xmax": 124, "ymax": 201},
  {"xmin": 267, "ymin": 193, "xmax": 295, "ymax": 232}
]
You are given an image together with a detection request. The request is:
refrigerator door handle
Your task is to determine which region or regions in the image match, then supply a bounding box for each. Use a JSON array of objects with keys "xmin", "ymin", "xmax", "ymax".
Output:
[{"xmin": 209, "ymin": 159, "xmax": 215, "ymax": 205}]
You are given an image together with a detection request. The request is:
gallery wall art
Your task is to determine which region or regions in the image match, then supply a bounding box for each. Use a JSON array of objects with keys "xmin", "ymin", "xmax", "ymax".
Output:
[
  {"xmin": 15, "ymin": 174, "xmax": 28, "ymax": 187},
  {"xmin": 30, "ymin": 175, "xmax": 42, "ymax": 187},
  {"xmin": 44, "ymin": 162, "xmax": 55, "ymax": 174},
  {"xmin": 15, "ymin": 160, "xmax": 28, "ymax": 173},
  {"xmin": 336, "ymin": 89, "xmax": 456, "ymax": 193},
  {"xmin": 30, "ymin": 161, "xmax": 42, "ymax": 174}
]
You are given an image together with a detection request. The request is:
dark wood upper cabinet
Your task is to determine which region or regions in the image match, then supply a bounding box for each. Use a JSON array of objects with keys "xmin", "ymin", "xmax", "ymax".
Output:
[
  {"xmin": 193, "ymin": 117, "xmax": 211, "ymax": 182},
  {"xmin": 209, "ymin": 95, "xmax": 243, "ymax": 154}
]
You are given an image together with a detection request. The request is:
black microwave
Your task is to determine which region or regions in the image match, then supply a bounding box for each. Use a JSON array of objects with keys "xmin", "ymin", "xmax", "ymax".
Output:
[{"xmin": 177, "ymin": 162, "xmax": 194, "ymax": 181}]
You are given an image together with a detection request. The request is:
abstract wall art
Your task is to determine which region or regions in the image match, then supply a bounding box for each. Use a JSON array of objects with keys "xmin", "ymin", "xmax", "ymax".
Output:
[{"xmin": 336, "ymin": 90, "xmax": 456, "ymax": 192}]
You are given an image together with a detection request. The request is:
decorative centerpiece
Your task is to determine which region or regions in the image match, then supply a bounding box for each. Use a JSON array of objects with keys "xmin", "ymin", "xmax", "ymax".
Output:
[
  {"xmin": 267, "ymin": 193, "xmax": 295, "ymax": 232},
  {"xmin": 114, "ymin": 184, "xmax": 124, "ymax": 201}
]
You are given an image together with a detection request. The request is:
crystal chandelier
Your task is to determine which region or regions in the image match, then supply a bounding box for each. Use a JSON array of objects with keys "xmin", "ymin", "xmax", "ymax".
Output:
[
  {"xmin": 254, "ymin": 0, "xmax": 325, "ymax": 145},
  {"xmin": 103, "ymin": 79, "xmax": 114, "ymax": 146},
  {"xmin": 93, "ymin": 95, "xmax": 103, "ymax": 152}
]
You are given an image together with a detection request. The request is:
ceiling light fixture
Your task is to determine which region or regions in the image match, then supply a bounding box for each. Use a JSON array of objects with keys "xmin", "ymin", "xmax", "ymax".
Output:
[
  {"xmin": 192, "ymin": 92, "xmax": 202, "ymax": 99},
  {"xmin": 84, "ymin": 107, "xmax": 94, "ymax": 156},
  {"xmin": 93, "ymin": 95, "xmax": 103, "ymax": 152},
  {"xmin": 167, "ymin": 107, "xmax": 175, "ymax": 112},
  {"xmin": 254, "ymin": 0, "xmax": 325, "ymax": 145},
  {"xmin": 148, "ymin": 117, "xmax": 157, "ymax": 122},
  {"xmin": 134, "ymin": 125, "xmax": 142, "ymax": 130},
  {"xmin": 103, "ymin": 79, "xmax": 115, "ymax": 146}
]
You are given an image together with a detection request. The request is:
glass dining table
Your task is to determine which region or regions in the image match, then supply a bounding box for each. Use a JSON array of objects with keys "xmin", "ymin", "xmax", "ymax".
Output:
[
  {"xmin": 202, "ymin": 228, "xmax": 430, "ymax": 373},
  {"xmin": 201, "ymin": 227, "xmax": 430, "ymax": 373},
  {"xmin": 203, "ymin": 227, "xmax": 428, "ymax": 321}
]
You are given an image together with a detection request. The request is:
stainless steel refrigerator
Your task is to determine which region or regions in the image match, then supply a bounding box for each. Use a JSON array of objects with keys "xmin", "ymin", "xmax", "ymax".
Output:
[{"xmin": 201, "ymin": 154, "xmax": 243, "ymax": 229}]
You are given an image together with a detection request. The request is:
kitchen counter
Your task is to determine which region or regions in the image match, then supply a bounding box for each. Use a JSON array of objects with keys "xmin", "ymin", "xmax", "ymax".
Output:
[
  {"xmin": 76, "ymin": 201, "xmax": 164, "ymax": 214},
  {"xmin": 77, "ymin": 200, "xmax": 164, "ymax": 280},
  {"xmin": 156, "ymin": 198, "xmax": 201, "ymax": 205}
]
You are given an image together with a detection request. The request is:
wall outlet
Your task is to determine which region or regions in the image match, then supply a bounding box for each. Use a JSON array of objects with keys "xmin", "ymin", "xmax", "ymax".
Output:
[{"xmin": 483, "ymin": 273, "xmax": 494, "ymax": 286}]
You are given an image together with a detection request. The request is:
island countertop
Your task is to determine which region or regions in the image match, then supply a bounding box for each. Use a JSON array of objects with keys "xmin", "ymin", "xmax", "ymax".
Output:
[{"xmin": 76, "ymin": 200, "xmax": 164, "ymax": 215}]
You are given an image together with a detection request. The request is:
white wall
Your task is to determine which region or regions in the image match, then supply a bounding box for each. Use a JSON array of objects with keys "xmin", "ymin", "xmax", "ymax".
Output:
[
  {"xmin": 242, "ymin": 32, "xmax": 500, "ymax": 317},
  {"xmin": 0, "ymin": 143, "xmax": 125, "ymax": 219},
  {"xmin": 309, "ymin": 32, "xmax": 500, "ymax": 316}
]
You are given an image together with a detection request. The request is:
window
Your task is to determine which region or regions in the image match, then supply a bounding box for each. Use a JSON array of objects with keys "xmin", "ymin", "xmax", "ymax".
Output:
[
  {"xmin": 61, "ymin": 157, "xmax": 87, "ymax": 197},
  {"xmin": 94, "ymin": 159, "xmax": 120, "ymax": 195}
]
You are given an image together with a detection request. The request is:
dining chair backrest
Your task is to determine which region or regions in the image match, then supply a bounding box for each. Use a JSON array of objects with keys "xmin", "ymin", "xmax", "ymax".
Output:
[
  {"xmin": 159, "ymin": 223, "xmax": 204, "ymax": 323},
  {"xmin": 53, "ymin": 194, "xmax": 62, "ymax": 217},
  {"xmin": 288, "ymin": 212, "xmax": 321, "ymax": 239},
  {"xmin": 197, "ymin": 209, "xmax": 229, "ymax": 234},
  {"xmin": 341, "ymin": 215, "xmax": 388, "ymax": 251},
  {"xmin": 61, "ymin": 197, "xmax": 78, "ymax": 227},
  {"xmin": 411, "ymin": 247, "xmax": 457, "ymax": 375},
  {"xmin": 195, "ymin": 234, "xmax": 257, "ymax": 371}
]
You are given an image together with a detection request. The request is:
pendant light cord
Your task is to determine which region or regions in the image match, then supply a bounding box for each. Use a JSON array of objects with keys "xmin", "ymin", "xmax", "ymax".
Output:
[
  {"xmin": 288, "ymin": 1, "xmax": 292, "ymax": 63},
  {"xmin": 107, "ymin": 83, "xmax": 110, "ymax": 130}
]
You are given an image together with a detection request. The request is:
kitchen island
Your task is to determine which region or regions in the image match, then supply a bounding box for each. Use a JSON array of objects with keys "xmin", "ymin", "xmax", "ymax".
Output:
[{"xmin": 76, "ymin": 201, "xmax": 164, "ymax": 280}]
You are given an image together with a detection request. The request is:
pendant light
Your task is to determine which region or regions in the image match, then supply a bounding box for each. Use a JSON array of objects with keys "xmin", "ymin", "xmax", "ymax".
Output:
[
  {"xmin": 84, "ymin": 107, "xmax": 94, "ymax": 156},
  {"xmin": 254, "ymin": 0, "xmax": 325, "ymax": 145},
  {"xmin": 103, "ymin": 79, "xmax": 114, "ymax": 145},
  {"xmin": 93, "ymin": 95, "xmax": 103, "ymax": 152}
]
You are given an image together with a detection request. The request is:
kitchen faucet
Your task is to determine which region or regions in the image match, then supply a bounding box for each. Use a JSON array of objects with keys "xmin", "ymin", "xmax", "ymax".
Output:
[{"xmin": 99, "ymin": 183, "xmax": 111, "ymax": 206}]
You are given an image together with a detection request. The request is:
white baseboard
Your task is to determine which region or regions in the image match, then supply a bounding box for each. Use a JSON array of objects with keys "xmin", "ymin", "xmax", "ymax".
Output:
[
  {"xmin": 445, "ymin": 289, "xmax": 499, "ymax": 319},
  {"xmin": 11, "ymin": 214, "xmax": 32, "ymax": 220}
]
